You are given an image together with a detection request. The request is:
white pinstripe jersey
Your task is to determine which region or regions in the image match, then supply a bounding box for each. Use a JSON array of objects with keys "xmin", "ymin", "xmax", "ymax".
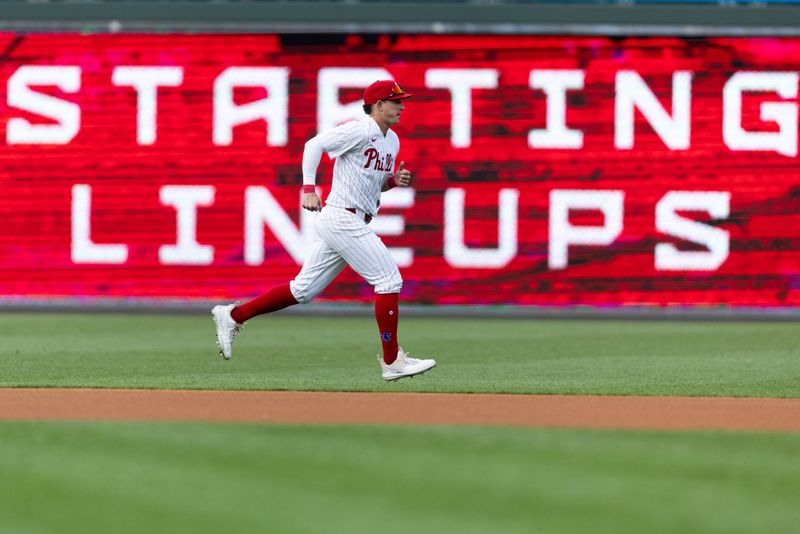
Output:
[{"xmin": 316, "ymin": 116, "xmax": 399, "ymax": 216}]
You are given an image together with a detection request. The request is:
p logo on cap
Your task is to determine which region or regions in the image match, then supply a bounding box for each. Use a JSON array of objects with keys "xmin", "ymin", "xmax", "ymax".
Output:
[{"xmin": 363, "ymin": 80, "xmax": 414, "ymax": 106}]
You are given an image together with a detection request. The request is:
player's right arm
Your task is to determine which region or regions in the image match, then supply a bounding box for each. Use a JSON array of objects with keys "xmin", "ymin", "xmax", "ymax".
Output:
[
  {"xmin": 300, "ymin": 121, "xmax": 365, "ymax": 211},
  {"xmin": 301, "ymin": 136, "xmax": 324, "ymax": 211}
]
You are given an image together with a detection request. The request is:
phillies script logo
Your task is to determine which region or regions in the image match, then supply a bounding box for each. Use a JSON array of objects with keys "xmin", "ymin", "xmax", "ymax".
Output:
[{"xmin": 363, "ymin": 148, "xmax": 393, "ymax": 171}]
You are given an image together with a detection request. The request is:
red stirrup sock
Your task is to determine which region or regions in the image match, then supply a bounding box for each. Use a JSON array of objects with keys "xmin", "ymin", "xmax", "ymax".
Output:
[
  {"xmin": 375, "ymin": 292, "xmax": 400, "ymax": 364},
  {"xmin": 231, "ymin": 284, "xmax": 298, "ymax": 324}
]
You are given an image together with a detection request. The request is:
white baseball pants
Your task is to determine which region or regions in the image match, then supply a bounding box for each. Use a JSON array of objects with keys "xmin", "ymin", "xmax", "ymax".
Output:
[{"xmin": 289, "ymin": 206, "xmax": 402, "ymax": 303}]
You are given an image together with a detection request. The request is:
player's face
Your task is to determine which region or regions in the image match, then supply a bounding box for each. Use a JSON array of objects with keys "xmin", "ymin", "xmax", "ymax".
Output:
[{"xmin": 378, "ymin": 99, "xmax": 405, "ymax": 126}]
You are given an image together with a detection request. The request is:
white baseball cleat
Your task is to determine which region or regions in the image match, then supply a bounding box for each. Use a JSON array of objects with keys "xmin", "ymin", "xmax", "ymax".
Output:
[
  {"xmin": 211, "ymin": 303, "xmax": 242, "ymax": 360},
  {"xmin": 378, "ymin": 347, "xmax": 436, "ymax": 381}
]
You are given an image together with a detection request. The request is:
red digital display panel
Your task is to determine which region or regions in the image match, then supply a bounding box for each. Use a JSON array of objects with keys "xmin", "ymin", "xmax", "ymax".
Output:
[{"xmin": 0, "ymin": 34, "xmax": 798, "ymax": 307}]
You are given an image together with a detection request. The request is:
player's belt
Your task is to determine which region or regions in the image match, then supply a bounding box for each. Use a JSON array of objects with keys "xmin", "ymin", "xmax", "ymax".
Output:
[{"xmin": 345, "ymin": 208, "xmax": 373, "ymax": 224}]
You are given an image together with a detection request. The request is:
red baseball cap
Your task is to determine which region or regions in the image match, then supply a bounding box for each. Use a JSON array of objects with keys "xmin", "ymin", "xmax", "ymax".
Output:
[{"xmin": 363, "ymin": 80, "xmax": 413, "ymax": 106}]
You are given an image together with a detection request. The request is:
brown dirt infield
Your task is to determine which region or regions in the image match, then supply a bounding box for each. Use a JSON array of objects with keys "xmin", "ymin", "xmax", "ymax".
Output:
[{"xmin": 2, "ymin": 388, "xmax": 799, "ymax": 431}]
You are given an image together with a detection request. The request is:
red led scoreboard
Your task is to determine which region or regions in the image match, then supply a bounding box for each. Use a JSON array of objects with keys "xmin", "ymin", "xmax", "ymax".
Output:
[{"xmin": 0, "ymin": 34, "xmax": 798, "ymax": 307}]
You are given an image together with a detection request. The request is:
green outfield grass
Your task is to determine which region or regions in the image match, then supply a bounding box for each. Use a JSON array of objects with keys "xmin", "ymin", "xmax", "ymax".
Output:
[
  {"xmin": 1, "ymin": 421, "xmax": 798, "ymax": 534},
  {"xmin": 1, "ymin": 311, "xmax": 799, "ymax": 396}
]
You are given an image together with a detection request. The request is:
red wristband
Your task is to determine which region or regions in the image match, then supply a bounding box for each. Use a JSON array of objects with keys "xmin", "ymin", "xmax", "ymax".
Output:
[
  {"xmin": 387, "ymin": 176, "xmax": 398, "ymax": 189},
  {"xmin": 302, "ymin": 185, "xmax": 316, "ymax": 194}
]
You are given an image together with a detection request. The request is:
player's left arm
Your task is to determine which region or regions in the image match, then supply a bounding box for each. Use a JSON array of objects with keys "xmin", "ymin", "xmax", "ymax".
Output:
[{"xmin": 383, "ymin": 161, "xmax": 412, "ymax": 191}]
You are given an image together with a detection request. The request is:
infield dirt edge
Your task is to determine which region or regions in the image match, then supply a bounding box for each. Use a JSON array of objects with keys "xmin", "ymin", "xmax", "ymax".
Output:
[{"xmin": 2, "ymin": 388, "xmax": 800, "ymax": 432}]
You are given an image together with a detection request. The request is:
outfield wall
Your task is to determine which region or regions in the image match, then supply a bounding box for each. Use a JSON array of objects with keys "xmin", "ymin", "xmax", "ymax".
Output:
[{"xmin": 1, "ymin": 33, "xmax": 799, "ymax": 309}]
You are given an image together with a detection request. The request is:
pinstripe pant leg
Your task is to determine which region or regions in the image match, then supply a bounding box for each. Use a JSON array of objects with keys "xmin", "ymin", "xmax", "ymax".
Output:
[
  {"xmin": 289, "ymin": 236, "xmax": 347, "ymax": 303},
  {"xmin": 316, "ymin": 208, "xmax": 402, "ymax": 294}
]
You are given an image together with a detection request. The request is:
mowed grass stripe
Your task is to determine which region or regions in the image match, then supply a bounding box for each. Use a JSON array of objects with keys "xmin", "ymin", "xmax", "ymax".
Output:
[
  {"xmin": 1, "ymin": 312, "xmax": 798, "ymax": 396},
  {"xmin": 1, "ymin": 421, "xmax": 799, "ymax": 534}
]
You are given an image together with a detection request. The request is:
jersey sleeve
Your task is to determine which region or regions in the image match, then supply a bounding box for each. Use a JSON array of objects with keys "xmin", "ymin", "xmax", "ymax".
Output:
[
  {"xmin": 390, "ymin": 131, "xmax": 401, "ymax": 171},
  {"xmin": 301, "ymin": 136, "xmax": 325, "ymax": 186},
  {"xmin": 387, "ymin": 130, "xmax": 400, "ymax": 173},
  {"xmin": 316, "ymin": 120, "xmax": 366, "ymax": 159}
]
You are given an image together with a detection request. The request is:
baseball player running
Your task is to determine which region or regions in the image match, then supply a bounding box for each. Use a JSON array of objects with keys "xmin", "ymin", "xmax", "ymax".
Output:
[{"xmin": 212, "ymin": 80, "xmax": 436, "ymax": 382}]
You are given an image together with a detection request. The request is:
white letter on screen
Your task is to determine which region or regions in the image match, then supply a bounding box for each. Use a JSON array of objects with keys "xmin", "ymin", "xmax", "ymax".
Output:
[
  {"xmin": 213, "ymin": 67, "xmax": 289, "ymax": 146},
  {"xmin": 444, "ymin": 188, "xmax": 519, "ymax": 268},
  {"xmin": 159, "ymin": 185, "xmax": 215, "ymax": 265},
  {"xmin": 372, "ymin": 188, "xmax": 416, "ymax": 267},
  {"xmin": 112, "ymin": 66, "xmax": 184, "ymax": 145},
  {"xmin": 529, "ymin": 69, "xmax": 584, "ymax": 149},
  {"xmin": 317, "ymin": 67, "xmax": 392, "ymax": 134},
  {"xmin": 655, "ymin": 191, "xmax": 730, "ymax": 271},
  {"xmin": 71, "ymin": 185, "xmax": 128, "ymax": 264},
  {"xmin": 425, "ymin": 68, "xmax": 499, "ymax": 148},
  {"xmin": 549, "ymin": 190, "xmax": 624, "ymax": 270},
  {"xmin": 245, "ymin": 187, "xmax": 316, "ymax": 265},
  {"xmin": 615, "ymin": 70, "xmax": 692, "ymax": 150},
  {"xmin": 7, "ymin": 66, "xmax": 81, "ymax": 144},
  {"xmin": 723, "ymin": 72, "xmax": 798, "ymax": 157}
]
